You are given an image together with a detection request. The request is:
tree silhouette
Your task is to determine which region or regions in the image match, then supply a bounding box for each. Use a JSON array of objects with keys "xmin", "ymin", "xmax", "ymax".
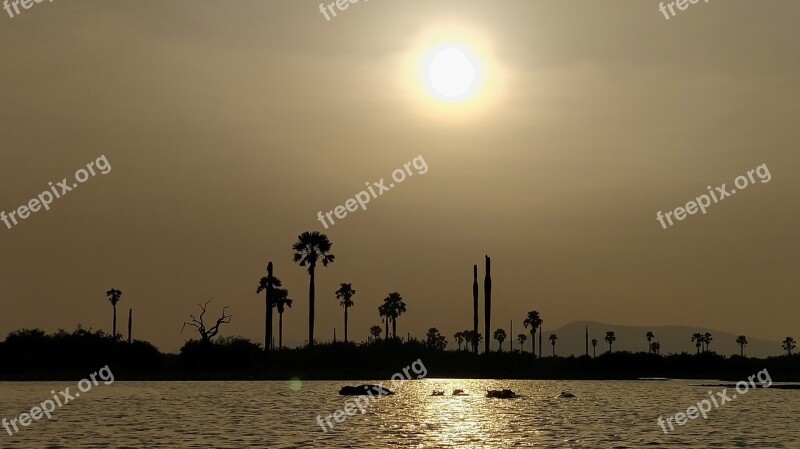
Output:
[
  {"xmin": 493, "ymin": 328, "xmax": 507, "ymax": 352},
  {"xmin": 425, "ymin": 328, "xmax": 447, "ymax": 351},
  {"xmin": 181, "ymin": 300, "xmax": 232, "ymax": 344},
  {"xmin": 591, "ymin": 338, "xmax": 598, "ymax": 357},
  {"xmin": 523, "ymin": 311, "xmax": 542, "ymax": 357},
  {"xmin": 549, "ymin": 334, "xmax": 558, "ymax": 356},
  {"xmin": 382, "ymin": 292, "xmax": 406, "ymax": 339},
  {"xmin": 517, "ymin": 333, "xmax": 527, "ymax": 353},
  {"xmin": 454, "ymin": 331, "xmax": 465, "ymax": 350},
  {"xmin": 650, "ymin": 341, "xmax": 661, "ymax": 355},
  {"xmin": 703, "ymin": 332, "xmax": 713, "ymax": 352},
  {"xmin": 271, "ymin": 288, "xmax": 292, "ymax": 349},
  {"xmin": 369, "ymin": 325, "xmax": 381, "ymax": 342},
  {"xmin": 292, "ymin": 231, "xmax": 335, "ymax": 347},
  {"xmin": 378, "ymin": 304, "xmax": 390, "ymax": 340},
  {"xmin": 257, "ymin": 262, "xmax": 281, "ymax": 351},
  {"xmin": 472, "ymin": 264, "xmax": 479, "ymax": 354},
  {"xmin": 604, "ymin": 331, "xmax": 616, "ymax": 353},
  {"xmin": 646, "ymin": 331, "xmax": 655, "ymax": 353},
  {"xmin": 736, "ymin": 335, "xmax": 748, "ymax": 357},
  {"xmin": 484, "ymin": 256, "xmax": 492, "ymax": 354},
  {"xmin": 335, "ymin": 283, "xmax": 356, "ymax": 343},
  {"xmin": 782, "ymin": 337, "xmax": 796, "ymax": 356},
  {"xmin": 691, "ymin": 332, "xmax": 703, "ymax": 354},
  {"xmin": 105, "ymin": 289, "xmax": 122, "ymax": 338}
]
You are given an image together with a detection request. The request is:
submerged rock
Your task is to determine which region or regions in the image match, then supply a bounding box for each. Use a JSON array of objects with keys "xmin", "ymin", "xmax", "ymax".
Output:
[{"xmin": 338, "ymin": 385, "xmax": 394, "ymax": 396}]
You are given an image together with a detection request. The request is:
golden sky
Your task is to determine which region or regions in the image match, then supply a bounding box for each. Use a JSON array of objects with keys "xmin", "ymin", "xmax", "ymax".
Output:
[{"xmin": 1, "ymin": 1, "xmax": 798, "ymax": 352}]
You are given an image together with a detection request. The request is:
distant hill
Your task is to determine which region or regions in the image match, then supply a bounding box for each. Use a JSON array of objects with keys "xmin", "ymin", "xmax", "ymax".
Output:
[{"xmin": 531, "ymin": 321, "xmax": 783, "ymax": 358}]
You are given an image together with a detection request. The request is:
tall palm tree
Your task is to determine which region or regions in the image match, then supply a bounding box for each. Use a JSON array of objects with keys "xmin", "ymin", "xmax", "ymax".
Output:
[
  {"xmin": 105, "ymin": 289, "xmax": 122, "ymax": 338},
  {"xmin": 703, "ymin": 332, "xmax": 713, "ymax": 352},
  {"xmin": 335, "ymin": 283, "xmax": 356, "ymax": 343},
  {"xmin": 257, "ymin": 262, "xmax": 282, "ymax": 351},
  {"xmin": 604, "ymin": 331, "xmax": 616, "ymax": 353},
  {"xmin": 292, "ymin": 231, "xmax": 335, "ymax": 347},
  {"xmin": 691, "ymin": 332, "xmax": 704, "ymax": 354},
  {"xmin": 369, "ymin": 325, "xmax": 382, "ymax": 342},
  {"xmin": 782, "ymin": 337, "xmax": 796, "ymax": 356},
  {"xmin": 383, "ymin": 292, "xmax": 406, "ymax": 338},
  {"xmin": 493, "ymin": 328, "xmax": 507, "ymax": 352},
  {"xmin": 591, "ymin": 338, "xmax": 598, "ymax": 357},
  {"xmin": 454, "ymin": 332, "xmax": 465, "ymax": 350},
  {"xmin": 271, "ymin": 288, "xmax": 292, "ymax": 349},
  {"xmin": 645, "ymin": 331, "xmax": 655, "ymax": 353},
  {"xmin": 735, "ymin": 335, "xmax": 748, "ymax": 357},
  {"xmin": 517, "ymin": 334, "xmax": 527, "ymax": 352},
  {"xmin": 523, "ymin": 311, "xmax": 542, "ymax": 357},
  {"xmin": 549, "ymin": 334, "xmax": 558, "ymax": 356}
]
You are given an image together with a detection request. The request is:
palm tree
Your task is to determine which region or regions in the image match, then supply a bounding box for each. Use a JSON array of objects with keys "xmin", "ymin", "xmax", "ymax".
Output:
[
  {"xmin": 369, "ymin": 325, "xmax": 382, "ymax": 342},
  {"xmin": 257, "ymin": 262, "xmax": 282, "ymax": 351},
  {"xmin": 382, "ymin": 292, "xmax": 406, "ymax": 339},
  {"xmin": 517, "ymin": 334, "xmax": 527, "ymax": 352},
  {"xmin": 604, "ymin": 331, "xmax": 616, "ymax": 353},
  {"xmin": 691, "ymin": 332, "xmax": 703, "ymax": 354},
  {"xmin": 335, "ymin": 283, "xmax": 356, "ymax": 343},
  {"xmin": 782, "ymin": 337, "xmax": 796, "ymax": 356},
  {"xmin": 650, "ymin": 341, "xmax": 661, "ymax": 355},
  {"xmin": 591, "ymin": 338, "xmax": 598, "ymax": 357},
  {"xmin": 425, "ymin": 328, "xmax": 447, "ymax": 350},
  {"xmin": 735, "ymin": 335, "xmax": 748, "ymax": 357},
  {"xmin": 454, "ymin": 332, "xmax": 465, "ymax": 350},
  {"xmin": 292, "ymin": 231, "xmax": 335, "ymax": 347},
  {"xmin": 493, "ymin": 328, "xmax": 507, "ymax": 352},
  {"xmin": 523, "ymin": 311, "xmax": 542, "ymax": 357},
  {"xmin": 646, "ymin": 331, "xmax": 655, "ymax": 353},
  {"xmin": 549, "ymin": 334, "xmax": 558, "ymax": 356},
  {"xmin": 105, "ymin": 289, "xmax": 122, "ymax": 338},
  {"xmin": 703, "ymin": 332, "xmax": 713, "ymax": 352},
  {"xmin": 271, "ymin": 288, "xmax": 292, "ymax": 349}
]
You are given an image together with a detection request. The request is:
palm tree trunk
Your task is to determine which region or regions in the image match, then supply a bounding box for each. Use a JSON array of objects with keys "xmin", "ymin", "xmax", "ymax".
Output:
[
  {"xmin": 344, "ymin": 307, "xmax": 349, "ymax": 343},
  {"xmin": 308, "ymin": 267, "xmax": 315, "ymax": 347},
  {"xmin": 740, "ymin": 344, "xmax": 743, "ymax": 357},
  {"xmin": 392, "ymin": 317, "xmax": 397, "ymax": 339},
  {"xmin": 484, "ymin": 256, "xmax": 491, "ymax": 354},
  {"xmin": 531, "ymin": 332, "xmax": 536, "ymax": 356},
  {"xmin": 538, "ymin": 325, "xmax": 542, "ymax": 358},
  {"xmin": 127, "ymin": 309, "xmax": 132, "ymax": 343},
  {"xmin": 112, "ymin": 305, "xmax": 117, "ymax": 338},
  {"xmin": 279, "ymin": 312, "xmax": 284, "ymax": 349},
  {"xmin": 472, "ymin": 265, "xmax": 478, "ymax": 355}
]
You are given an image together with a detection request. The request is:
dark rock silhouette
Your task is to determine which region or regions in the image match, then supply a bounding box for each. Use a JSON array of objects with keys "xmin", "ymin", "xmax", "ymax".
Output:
[
  {"xmin": 487, "ymin": 389, "xmax": 516, "ymax": 399},
  {"xmin": 558, "ymin": 391, "xmax": 576, "ymax": 398},
  {"xmin": 339, "ymin": 385, "xmax": 393, "ymax": 396}
]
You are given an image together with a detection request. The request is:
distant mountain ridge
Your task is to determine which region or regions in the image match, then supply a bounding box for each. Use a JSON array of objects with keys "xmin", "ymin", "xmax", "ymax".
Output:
[{"xmin": 529, "ymin": 321, "xmax": 784, "ymax": 358}]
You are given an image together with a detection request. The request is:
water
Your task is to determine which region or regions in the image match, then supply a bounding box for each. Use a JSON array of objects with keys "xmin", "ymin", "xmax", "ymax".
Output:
[{"xmin": 0, "ymin": 379, "xmax": 797, "ymax": 448}]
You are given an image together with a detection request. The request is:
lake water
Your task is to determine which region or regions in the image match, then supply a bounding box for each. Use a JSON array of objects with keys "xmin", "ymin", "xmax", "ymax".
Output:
[{"xmin": 0, "ymin": 379, "xmax": 797, "ymax": 448}]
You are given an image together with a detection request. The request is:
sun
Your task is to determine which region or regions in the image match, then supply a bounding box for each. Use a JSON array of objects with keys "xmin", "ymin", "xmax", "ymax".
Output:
[{"xmin": 422, "ymin": 44, "xmax": 484, "ymax": 102}]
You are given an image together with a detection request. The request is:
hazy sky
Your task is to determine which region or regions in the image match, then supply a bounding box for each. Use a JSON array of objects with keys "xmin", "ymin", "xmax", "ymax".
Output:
[{"xmin": 1, "ymin": 1, "xmax": 798, "ymax": 353}]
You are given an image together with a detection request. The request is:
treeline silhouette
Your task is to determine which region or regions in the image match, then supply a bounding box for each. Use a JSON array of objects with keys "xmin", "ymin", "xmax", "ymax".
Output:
[{"xmin": 1, "ymin": 327, "xmax": 799, "ymax": 381}]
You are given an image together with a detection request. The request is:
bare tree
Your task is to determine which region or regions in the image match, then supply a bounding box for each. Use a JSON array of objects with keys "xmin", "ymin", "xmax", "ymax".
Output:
[{"xmin": 181, "ymin": 300, "xmax": 232, "ymax": 344}]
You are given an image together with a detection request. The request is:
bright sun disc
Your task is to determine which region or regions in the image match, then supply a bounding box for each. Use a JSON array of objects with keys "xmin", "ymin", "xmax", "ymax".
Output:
[{"xmin": 422, "ymin": 44, "xmax": 484, "ymax": 102}]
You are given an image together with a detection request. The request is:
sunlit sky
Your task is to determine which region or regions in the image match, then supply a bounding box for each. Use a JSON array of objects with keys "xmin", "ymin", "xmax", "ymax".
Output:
[{"xmin": 1, "ymin": 1, "xmax": 798, "ymax": 353}]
